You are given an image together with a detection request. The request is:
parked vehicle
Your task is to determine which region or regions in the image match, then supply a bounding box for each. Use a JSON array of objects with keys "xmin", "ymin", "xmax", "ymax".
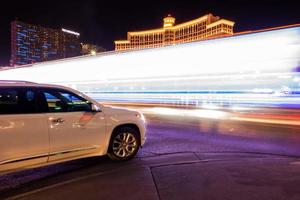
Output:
[{"xmin": 0, "ymin": 81, "xmax": 146, "ymax": 174}]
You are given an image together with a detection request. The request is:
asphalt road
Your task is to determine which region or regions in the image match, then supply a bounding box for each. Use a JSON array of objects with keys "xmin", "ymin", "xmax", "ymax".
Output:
[{"xmin": 1, "ymin": 109, "xmax": 300, "ymax": 200}]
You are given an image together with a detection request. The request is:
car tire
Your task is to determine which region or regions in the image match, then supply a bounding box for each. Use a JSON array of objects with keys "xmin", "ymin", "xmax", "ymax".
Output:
[{"xmin": 108, "ymin": 127, "xmax": 140, "ymax": 161}]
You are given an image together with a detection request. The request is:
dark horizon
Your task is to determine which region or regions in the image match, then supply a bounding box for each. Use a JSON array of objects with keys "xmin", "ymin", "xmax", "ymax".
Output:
[{"xmin": 1, "ymin": 0, "xmax": 300, "ymax": 66}]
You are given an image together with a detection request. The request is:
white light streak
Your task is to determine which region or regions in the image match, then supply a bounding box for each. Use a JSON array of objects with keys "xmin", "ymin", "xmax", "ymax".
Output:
[
  {"xmin": 143, "ymin": 107, "xmax": 228, "ymax": 119},
  {"xmin": 0, "ymin": 26, "xmax": 299, "ymax": 107}
]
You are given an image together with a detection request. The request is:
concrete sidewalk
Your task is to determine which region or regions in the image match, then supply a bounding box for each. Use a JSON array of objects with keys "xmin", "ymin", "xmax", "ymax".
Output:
[{"xmin": 2, "ymin": 152, "xmax": 300, "ymax": 200}]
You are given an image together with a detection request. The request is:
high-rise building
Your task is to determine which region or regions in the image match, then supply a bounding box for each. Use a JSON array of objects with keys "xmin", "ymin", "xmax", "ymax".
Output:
[
  {"xmin": 115, "ymin": 13, "xmax": 235, "ymax": 51},
  {"xmin": 11, "ymin": 21, "xmax": 81, "ymax": 66}
]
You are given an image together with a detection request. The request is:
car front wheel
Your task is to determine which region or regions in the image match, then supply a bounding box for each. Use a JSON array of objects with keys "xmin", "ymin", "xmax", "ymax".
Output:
[{"xmin": 108, "ymin": 127, "xmax": 140, "ymax": 161}]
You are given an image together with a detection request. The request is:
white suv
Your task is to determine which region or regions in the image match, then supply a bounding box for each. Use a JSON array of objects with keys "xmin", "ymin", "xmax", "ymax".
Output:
[{"xmin": 0, "ymin": 81, "xmax": 146, "ymax": 174}]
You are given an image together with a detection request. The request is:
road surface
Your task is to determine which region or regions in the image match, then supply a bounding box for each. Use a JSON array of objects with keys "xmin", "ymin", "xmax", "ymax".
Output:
[{"xmin": 1, "ymin": 105, "xmax": 300, "ymax": 200}]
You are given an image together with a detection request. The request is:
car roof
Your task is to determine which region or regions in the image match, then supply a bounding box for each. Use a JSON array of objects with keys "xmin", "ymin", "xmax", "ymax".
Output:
[
  {"xmin": 0, "ymin": 80, "xmax": 69, "ymax": 90},
  {"xmin": 0, "ymin": 80, "xmax": 99, "ymax": 105}
]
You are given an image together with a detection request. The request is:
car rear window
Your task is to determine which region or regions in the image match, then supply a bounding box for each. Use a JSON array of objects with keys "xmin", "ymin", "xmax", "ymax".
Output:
[
  {"xmin": 0, "ymin": 88, "xmax": 38, "ymax": 114},
  {"xmin": 0, "ymin": 89, "xmax": 19, "ymax": 114}
]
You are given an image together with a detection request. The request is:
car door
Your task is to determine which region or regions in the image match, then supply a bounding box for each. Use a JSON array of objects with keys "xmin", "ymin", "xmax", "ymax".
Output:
[
  {"xmin": 39, "ymin": 88, "xmax": 106, "ymax": 161},
  {"xmin": 0, "ymin": 87, "xmax": 49, "ymax": 172}
]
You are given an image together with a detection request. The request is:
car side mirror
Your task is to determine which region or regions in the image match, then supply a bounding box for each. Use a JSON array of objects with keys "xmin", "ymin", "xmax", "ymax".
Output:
[{"xmin": 91, "ymin": 104, "xmax": 101, "ymax": 112}]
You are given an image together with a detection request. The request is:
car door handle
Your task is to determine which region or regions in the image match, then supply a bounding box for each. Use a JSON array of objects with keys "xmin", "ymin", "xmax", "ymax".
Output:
[
  {"xmin": 51, "ymin": 118, "xmax": 65, "ymax": 124},
  {"xmin": 77, "ymin": 123, "xmax": 86, "ymax": 128}
]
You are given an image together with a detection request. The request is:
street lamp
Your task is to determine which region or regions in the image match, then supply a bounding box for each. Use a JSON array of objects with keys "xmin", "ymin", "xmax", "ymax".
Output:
[{"xmin": 91, "ymin": 50, "xmax": 97, "ymax": 56}]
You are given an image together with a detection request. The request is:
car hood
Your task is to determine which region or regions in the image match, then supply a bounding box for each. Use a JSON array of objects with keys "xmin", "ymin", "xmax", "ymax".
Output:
[{"xmin": 102, "ymin": 105, "xmax": 138, "ymax": 116}]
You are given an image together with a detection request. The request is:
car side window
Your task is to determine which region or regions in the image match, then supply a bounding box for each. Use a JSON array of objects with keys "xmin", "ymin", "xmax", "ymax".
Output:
[
  {"xmin": 0, "ymin": 88, "xmax": 19, "ymax": 114},
  {"xmin": 0, "ymin": 88, "xmax": 38, "ymax": 114},
  {"xmin": 58, "ymin": 91, "xmax": 92, "ymax": 112},
  {"xmin": 20, "ymin": 89, "xmax": 38, "ymax": 113},
  {"xmin": 40, "ymin": 89, "xmax": 91, "ymax": 113},
  {"xmin": 43, "ymin": 92, "xmax": 66, "ymax": 112}
]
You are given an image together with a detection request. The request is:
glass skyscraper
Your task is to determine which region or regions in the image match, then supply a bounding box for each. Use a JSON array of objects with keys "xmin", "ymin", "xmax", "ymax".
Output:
[{"xmin": 11, "ymin": 21, "xmax": 81, "ymax": 66}]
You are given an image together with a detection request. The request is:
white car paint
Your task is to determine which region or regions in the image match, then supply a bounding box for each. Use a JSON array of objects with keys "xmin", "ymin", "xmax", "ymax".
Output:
[{"xmin": 0, "ymin": 81, "xmax": 146, "ymax": 174}]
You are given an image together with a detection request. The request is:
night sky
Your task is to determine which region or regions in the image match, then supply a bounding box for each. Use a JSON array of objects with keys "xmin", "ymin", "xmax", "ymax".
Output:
[{"xmin": 1, "ymin": 0, "xmax": 300, "ymax": 66}]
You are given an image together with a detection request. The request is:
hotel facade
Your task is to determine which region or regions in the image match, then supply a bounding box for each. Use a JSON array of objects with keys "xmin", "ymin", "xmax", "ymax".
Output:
[
  {"xmin": 11, "ymin": 21, "xmax": 81, "ymax": 66},
  {"xmin": 115, "ymin": 13, "xmax": 235, "ymax": 51}
]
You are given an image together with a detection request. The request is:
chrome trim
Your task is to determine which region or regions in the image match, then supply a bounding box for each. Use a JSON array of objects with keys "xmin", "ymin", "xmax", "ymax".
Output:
[
  {"xmin": 49, "ymin": 146, "xmax": 98, "ymax": 156},
  {"xmin": 0, "ymin": 146, "xmax": 98, "ymax": 165},
  {"xmin": 0, "ymin": 153, "xmax": 49, "ymax": 165}
]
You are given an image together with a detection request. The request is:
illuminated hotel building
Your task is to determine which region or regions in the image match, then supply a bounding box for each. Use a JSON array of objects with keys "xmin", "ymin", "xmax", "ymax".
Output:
[
  {"xmin": 11, "ymin": 21, "xmax": 81, "ymax": 66},
  {"xmin": 115, "ymin": 13, "xmax": 235, "ymax": 51}
]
